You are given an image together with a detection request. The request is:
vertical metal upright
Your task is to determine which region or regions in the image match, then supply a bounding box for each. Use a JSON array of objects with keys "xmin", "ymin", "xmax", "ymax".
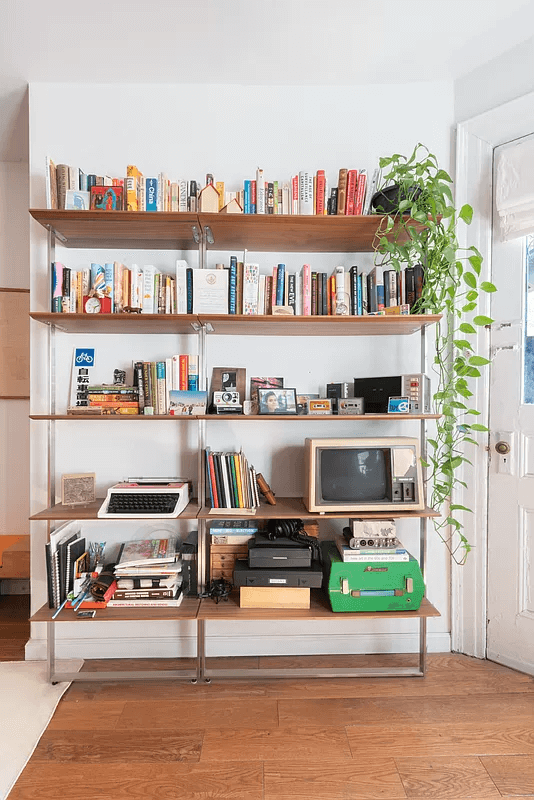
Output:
[
  {"xmin": 419, "ymin": 323, "xmax": 428, "ymax": 674},
  {"xmin": 196, "ymin": 227, "xmax": 209, "ymax": 595}
]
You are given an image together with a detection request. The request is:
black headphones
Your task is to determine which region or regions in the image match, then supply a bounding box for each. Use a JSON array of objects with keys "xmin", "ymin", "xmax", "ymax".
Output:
[{"xmin": 266, "ymin": 519, "xmax": 321, "ymax": 562}]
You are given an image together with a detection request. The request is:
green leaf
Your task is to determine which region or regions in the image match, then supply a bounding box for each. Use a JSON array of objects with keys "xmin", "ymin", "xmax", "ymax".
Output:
[
  {"xmin": 462, "ymin": 302, "xmax": 477, "ymax": 312},
  {"xmin": 470, "ymin": 423, "xmax": 489, "ymax": 431},
  {"xmin": 473, "ymin": 315, "xmax": 494, "ymax": 326},
  {"xmin": 463, "ymin": 272, "xmax": 477, "ymax": 288},
  {"xmin": 466, "ymin": 290, "xmax": 478, "ymax": 301},
  {"xmin": 450, "ymin": 504, "xmax": 473, "ymax": 512},
  {"xmin": 468, "ymin": 356, "xmax": 490, "ymax": 366},
  {"xmin": 459, "ymin": 204, "xmax": 473, "ymax": 224},
  {"xmin": 420, "ymin": 458, "xmax": 430, "ymax": 468},
  {"xmin": 453, "ymin": 339, "xmax": 472, "ymax": 350},
  {"xmin": 449, "ymin": 400, "xmax": 467, "ymax": 409},
  {"xmin": 480, "ymin": 281, "xmax": 497, "ymax": 293},
  {"xmin": 466, "ymin": 409, "xmax": 481, "ymax": 415},
  {"xmin": 469, "ymin": 255, "xmax": 483, "ymax": 275},
  {"xmin": 459, "ymin": 322, "xmax": 476, "ymax": 334}
]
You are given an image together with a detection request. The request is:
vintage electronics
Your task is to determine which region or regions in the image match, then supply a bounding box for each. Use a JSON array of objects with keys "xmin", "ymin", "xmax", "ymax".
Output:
[
  {"xmin": 352, "ymin": 374, "xmax": 430, "ymax": 414},
  {"xmin": 213, "ymin": 390, "xmax": 242, "ymax": 414},
  {"xmin": 304, "ymin": 437, "xmax": 425, "ymax": 513},
  {"xmin": 338, "ymin": 398, "xmax": 364, "ymax": 416},
  {"xmin": 233, "ymin": 559, "xmax": 323, "ymax": 587},
  {"xmin": 308, "ymin": 398, "xmax": 333, "ymax": 415},
  {"xmin": 344, "ymin": 518, "xmax": 399, "ymax": 549},
  {"xmin": 181, "ymin": 529, "xmax": 198, "ymax": 596},
  {"xmin": 248, "ymin": 534, "xmax": 312, "ymax": 569},
  {"xmin": 322, "ymin": 541, "xmax": 425, "ymax": 612},
  {"xmin": 97, "ymin": 480, "xmax": 190, "ymax": 518}
]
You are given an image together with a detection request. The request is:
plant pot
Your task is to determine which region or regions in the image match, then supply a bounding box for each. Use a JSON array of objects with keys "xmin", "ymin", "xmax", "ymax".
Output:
[{"xmin": 371, "ymin": 184, "xmax": 421, "ymax": 215}]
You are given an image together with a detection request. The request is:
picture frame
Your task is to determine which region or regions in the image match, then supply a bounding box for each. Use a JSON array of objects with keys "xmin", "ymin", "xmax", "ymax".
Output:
[
  {"xmin": 250, "ymin": 376, "xmax": 284, "ymax": 415},
  {"xmin": 169, "ymin": 390, "xmax": 208, "ymax": 416},
  {"xmin": 61, "ymin": 473, "xmax": 96, "ymax": 506},
  {"xmin": 258, "ymin": 387, "xmax": 297, "ymax": 415}
]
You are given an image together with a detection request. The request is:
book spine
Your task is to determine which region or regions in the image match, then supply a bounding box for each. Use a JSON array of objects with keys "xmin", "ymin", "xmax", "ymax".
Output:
[
  {"xmin": 354, "ymin": 169, "xmax": 367, "ymax": 215},
  {"xmin": 302, "ymin": 264, "xmax": 311, "ymax": 316},
  {"xmin": 146, "ymin": 177, "xmax": 158, "ymax": 211},
  {"xmin": 141, "ymin": 266, "xmax": 156, "ymax": 314},
  {"xmin": 287, "ymin": 273, "xmax": 296, "ymax": 314},
  {"xmin": 345, "ymin": 170, "xmax": 357, "ymax": 215},
  {"xmin": 275, "ymin": 263, "xmax": 285, "ymax": 306},
  {"xmin": 52, "ymin": 262, "xmax": 63, "ymax": 312},
  {"xmin": 349, "ymin": 266, "xmax": 358, "ymax": 315},
  {"xmin": 316, "ymin": 170, "xmax": 325, "ymax": 215},
  {"xmin": 316, "ymin": 272, "xmax": 324, "ymax": 316},
  {"xmin": 179, "ymin": 355, "xmax": 189, "ymax": 391},
  {"xmin": 363, "ymin": 168, "xmax": 379, "ymax": 215},
  {"xmin": 229, "ymin": 255, "xmax": 237, "ymax": 314},
  {"xmin": 361, "ymin": 272, "xmax": 368, "ymax": 314},
  {"xmin": 291, "ymin": 175, "xmax": 298, "ymax": 214},
  {"xmin": 186, "ymin": 268, "xmax": 193, "ymax": 314},
  {"xmin": 103, "ymin": 263, "xmax": 114, "ymax": 313},
  {"xmin": 298, "ymin": 171, "xmax": 313, "ymax": 215},
  {"xmin": 311, "ymin": 272, "xmax": 317, "ymax": 315},
  {"xmin": 156, "ymin": 361, "xmax": 166, "ymax": 415},
  {"xmin": 243, "ymin": 263, "xmax": 260, "ymax": 315},
  {"xmin": 265, "ymin": 275, "xmax": 273, "ymax": 314},
  {"xmin": 334, "ymin": 266, "xmax": 346, "ymax": 315},
  {"xmin": 134, "ymin": 362, "xmax": 145, "ymax": 411},
  {"xmin": 255, "ymin": 169, "xmax": 265, "ymax": 213},
  {"xmin": 188, "ymin": 355, "xmax": 199, "ymax": 391},
  {"xmin": 405, "ymin": 267, "xmax": 415, "ymax": 308},
  {"xmin": 266, "ymin": 182, "xmax": 274, "ymax": 214},
  {"xmin": 179, "ymin": 180, "xmax": 188, "ymax": 212},
  {"xmin": 244, "ymin": 180, "xmax": 251, "ymax": 214},
  {"xmin": 250, "ymin": 179, "xmax": 257, "ymax": 214},
  {"xmin": 337, "ymin": 169, "xmax": 348, "ymax": 216}
]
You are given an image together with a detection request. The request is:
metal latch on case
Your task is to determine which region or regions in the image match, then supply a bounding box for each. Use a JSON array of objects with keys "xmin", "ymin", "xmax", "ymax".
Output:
[{"xmin": 341, "ymin": 577, "xmax": 349, "ymax": 595}]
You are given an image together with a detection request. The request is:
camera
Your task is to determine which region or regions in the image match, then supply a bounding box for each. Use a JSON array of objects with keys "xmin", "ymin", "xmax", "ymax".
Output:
[{"xmin": 213, "ymin": 390, "xmax": 242, "ymax": 414}]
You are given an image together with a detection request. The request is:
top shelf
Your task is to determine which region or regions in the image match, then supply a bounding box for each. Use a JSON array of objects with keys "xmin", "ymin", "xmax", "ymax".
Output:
[{"xmin": 29, "ymin": 210, "xmax": 427, "ymax": 253}]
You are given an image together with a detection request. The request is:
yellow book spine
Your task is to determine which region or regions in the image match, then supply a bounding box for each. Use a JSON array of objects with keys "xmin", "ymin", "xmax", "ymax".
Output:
[{"xmin": 234, "ymin": 454, "xmax": 244, "ymax": 507}]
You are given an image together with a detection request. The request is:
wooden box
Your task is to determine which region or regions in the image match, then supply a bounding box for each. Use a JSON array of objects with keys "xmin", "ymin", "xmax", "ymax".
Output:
[
  {"xmin": 239, "ymin": 586, "xmax": 310, "ymax": 609},
  {"xmin": 210, "ymin": 543, "xmax": 248, "ymax": 581}
]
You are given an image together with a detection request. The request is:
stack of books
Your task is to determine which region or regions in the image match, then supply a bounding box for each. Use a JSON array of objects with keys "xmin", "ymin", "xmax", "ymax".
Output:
[
  {"xmin": 108, "ymin": 538, "xmax": 184, "ymax": 607},
  {"xmin": 205, "ymin": 447, "xmax": 260, "ymax": 512},
  {"xmin": 209, "ymin": 520, "xmax": 259, "ymax": 545}
]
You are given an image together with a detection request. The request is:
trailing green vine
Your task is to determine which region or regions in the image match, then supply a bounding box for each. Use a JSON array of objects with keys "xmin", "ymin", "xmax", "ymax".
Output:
[{"xmin": 372, "ymin": 143, "xmax": 495, "ymax": 564}]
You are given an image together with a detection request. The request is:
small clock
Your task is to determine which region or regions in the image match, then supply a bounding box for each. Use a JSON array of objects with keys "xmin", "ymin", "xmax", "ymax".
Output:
[{"xmin": 85, "ymin": 296, "xmax": 101, "ymax": 314}]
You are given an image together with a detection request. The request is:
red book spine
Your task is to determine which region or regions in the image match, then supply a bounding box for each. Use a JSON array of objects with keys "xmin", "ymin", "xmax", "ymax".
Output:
[
  {"xmin": 103, "ymin": 580, "xmax": 118, "ymax": 602},
  {"xmin": 292, "ymin": 175, "xmax": 299, "ymax": 214},
  {"xmin": 354, "ymin": 170, "xmax": 367, "ymax": 215},
  {"xmin": 251, "ymin": 180, "xmax": 257, "ymax": 213},
  {"xmin": 179, "ymin": 355, "xmax": 189, "ymax": 390},
  {"xmin": 345, "ymin": 170, "xmax": 358, "ymax": 215},
  {"xmin": 316, "ymin": 170, "xmax": 325, "ymax": 215}
]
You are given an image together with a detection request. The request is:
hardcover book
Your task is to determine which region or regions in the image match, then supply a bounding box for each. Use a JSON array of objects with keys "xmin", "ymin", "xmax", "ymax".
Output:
[
  {"xmin": 116, "ymin": 539, "xmax": 178, "ymax": 569},
  {"xmin": 90, "ymin": 185, "xmax": 124, "ymax": 210}
]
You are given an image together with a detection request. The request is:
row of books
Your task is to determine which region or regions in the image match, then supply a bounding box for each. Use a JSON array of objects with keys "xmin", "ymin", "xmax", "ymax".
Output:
[
  {"xmin": 46, "ymin": 158, "xmax": 381, "ymax": 216},
  {"xmin": 109, "ymin": 538, "xmax": 184, "ymax": 607},
  {"xmin": 205, "ymin": 447, "xmax": 260, "ymax": 511}
]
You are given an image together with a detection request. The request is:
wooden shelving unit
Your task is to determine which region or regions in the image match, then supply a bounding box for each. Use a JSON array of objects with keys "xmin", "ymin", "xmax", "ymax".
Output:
[{"xmin": 30, "ymin": 207, "xmax": 441, "ymax": 683}]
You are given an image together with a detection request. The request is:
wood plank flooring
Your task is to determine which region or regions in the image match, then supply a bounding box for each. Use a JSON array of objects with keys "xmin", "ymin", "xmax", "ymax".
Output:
[{"xmin": 8, "ymin": 653, "xmax": 534, "ymax": 800}]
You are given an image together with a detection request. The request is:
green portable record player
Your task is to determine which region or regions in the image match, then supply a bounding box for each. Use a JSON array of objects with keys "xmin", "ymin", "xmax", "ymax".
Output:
[{"xmin": 321, "ymin": 541, "xmax": 425, "ymax": 612}]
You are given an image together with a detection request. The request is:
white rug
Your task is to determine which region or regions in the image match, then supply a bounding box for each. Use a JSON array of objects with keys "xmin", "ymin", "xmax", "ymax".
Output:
[{"xmin": 0, "ymin": 660, "xmax": 82, "ymax": 799}]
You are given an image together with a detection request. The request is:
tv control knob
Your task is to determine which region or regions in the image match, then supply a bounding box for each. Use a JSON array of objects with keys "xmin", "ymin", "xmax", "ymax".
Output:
[{"xmin": 495, "ymin": 441, "xmax": 511, "ymax": 455}]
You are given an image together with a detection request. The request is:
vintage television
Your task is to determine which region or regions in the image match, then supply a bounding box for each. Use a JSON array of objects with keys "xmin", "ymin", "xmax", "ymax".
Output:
[{"xmin": 304, "ymin": 437, "xmax": 425, "ymax": 513}]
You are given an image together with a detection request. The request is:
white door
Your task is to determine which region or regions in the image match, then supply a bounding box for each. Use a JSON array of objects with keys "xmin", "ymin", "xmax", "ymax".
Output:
[{"xmin": 487, "ymin": 148, "xmax": 534, "ymax": 674}]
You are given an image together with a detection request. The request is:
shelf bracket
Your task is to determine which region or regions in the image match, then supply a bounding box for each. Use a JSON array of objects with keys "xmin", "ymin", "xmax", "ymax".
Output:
[
  {"xmin": 191, "ymin": 225, "xmax": 201, "ymax": 244},
  {"xmin": 204, "ymin": 226, "xmax": 214, "ymax": 245},
  {"xmin": 46, "ymin": 224, "xmax": 67, "ymax": 245}
]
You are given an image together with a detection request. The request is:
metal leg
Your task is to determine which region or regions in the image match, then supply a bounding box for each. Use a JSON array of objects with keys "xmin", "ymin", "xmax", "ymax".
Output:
[
  {"xmin": 197, "ymin": 619, "xmax": 210, "ymax": 682},
  {"xmin": 47, "ymin": 620, "xmax": 56, "ymax": 683},
  {"xmin": 419, "ymin": 616, "xmax": 427, "ymax": 674}
]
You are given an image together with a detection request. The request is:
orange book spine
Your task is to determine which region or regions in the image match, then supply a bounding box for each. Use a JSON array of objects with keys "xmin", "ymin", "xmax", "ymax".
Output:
[
  {"xmin": 179, "ymin": 355, "xmax": 189, "ymax": 390},
  {"xmin": 208, "ymin": 452, "xmax": 219, "ymax": 507},
  {"xmin": 234, "ymin": 454, "xmax": 244, "ymax": 507},
  {"xmin": 316, "ymin": 170, "xmax": 325, "ymax": 215},
  {"xmin": 345, "ymin": 170, "xmax": 357, "ymax": 215}
]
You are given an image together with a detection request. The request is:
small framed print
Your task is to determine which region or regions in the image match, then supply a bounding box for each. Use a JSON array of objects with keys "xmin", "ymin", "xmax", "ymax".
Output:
[
  {"xmin": 258, "ymin": 387, "xmax": 297, "ymax": 415},
  {"xmin": 61, "ymin": 473, "xmax": 96, "ymax": 506}
]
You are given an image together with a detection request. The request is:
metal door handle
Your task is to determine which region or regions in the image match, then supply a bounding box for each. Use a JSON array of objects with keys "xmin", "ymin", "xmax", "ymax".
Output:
[{"xmin": 495, "ymin": 441, "xmax": 511, "ymax": 455}]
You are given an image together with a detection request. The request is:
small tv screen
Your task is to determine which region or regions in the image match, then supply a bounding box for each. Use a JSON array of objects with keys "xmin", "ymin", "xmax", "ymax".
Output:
[{"xmin": 320, "ymin": 447, "xmax": 391, "ymax": 503}]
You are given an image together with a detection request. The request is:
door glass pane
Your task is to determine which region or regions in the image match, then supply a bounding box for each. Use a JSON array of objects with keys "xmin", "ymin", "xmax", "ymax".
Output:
[{"xmin": 525, "ymin": 234, "xmax": 534, "ymax": 403}]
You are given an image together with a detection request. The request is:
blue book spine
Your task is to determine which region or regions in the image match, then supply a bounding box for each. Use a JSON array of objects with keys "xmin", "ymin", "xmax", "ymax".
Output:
[
  {"xmin": 357, "ymin": 274, "xmax": 363, "ymax": 316},
  {"xmin": 186, "ymin": 268, "xmax": 193, "ymax": 314},
  {"xmin": 377, "ymin": 282, "xmax": 385, "ymax": 310},
  {"xmin": 90, "ymin": 263, "xmax": 104, "ymax": 295},
  {"xmin": 229, "ymin": 256, "xmax": 237, "ymax": 314},
  {"xmin": 275, "ymin": 263, "xmax": 285, "ymax": 306},
  {"xmin": 104, "ymin": 262, "xmax": 114, "ymax": 312},
  {"xmin": 146, "ymin": 177, "xmax": 158, "ymax": 212},
  {"xmin": 244, "ymin": 180, "xmax": 251, "ymax": 214},
  {"xmin": 87, "ymin": 174, "xmax": 97, "ymax": 190}
]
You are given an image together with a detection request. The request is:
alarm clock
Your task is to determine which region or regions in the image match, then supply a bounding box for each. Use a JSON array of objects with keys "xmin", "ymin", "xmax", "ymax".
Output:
[{"xmin": 84, "ymin": 296, "xmax": 101, "ymax": 313}]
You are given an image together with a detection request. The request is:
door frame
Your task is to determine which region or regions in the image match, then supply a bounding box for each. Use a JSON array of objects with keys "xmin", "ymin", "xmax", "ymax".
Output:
[{"xmin": 453, "ymin": 91, "xmax": 534, "ymax": 656}]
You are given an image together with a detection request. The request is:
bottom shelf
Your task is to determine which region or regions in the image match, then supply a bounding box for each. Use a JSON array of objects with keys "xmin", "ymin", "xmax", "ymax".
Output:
[
  {"xmin": 198, "ymin": 591, "xmax": 439, "ymax": 621},
  {"xmin": 30, "ymin": 596, "xmax": 201, "ymax": 622}
]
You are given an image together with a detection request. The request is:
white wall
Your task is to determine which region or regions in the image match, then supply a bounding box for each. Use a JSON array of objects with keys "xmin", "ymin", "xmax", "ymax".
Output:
[
  {"xmin": 455, "ymin": 35, "xmax": 534, "ymax": 122},
  {"xmin": 28, "ymin": 82, "xmax": 454, "ymax": 659},
  {"xmin": 0, "ymin": 161, "xmax": 30, "ymax": 542}
]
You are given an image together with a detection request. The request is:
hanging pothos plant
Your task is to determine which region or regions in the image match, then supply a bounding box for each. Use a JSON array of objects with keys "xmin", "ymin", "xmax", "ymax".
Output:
[{"xmin": 372, "ymin": 143, "xmax": 495, "ymax": 564}]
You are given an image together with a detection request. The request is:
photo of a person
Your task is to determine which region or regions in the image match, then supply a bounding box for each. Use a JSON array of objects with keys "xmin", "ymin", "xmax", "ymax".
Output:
[{"xmin": 258, "ymin": 388, "xmax": 297, "ymax": 415}]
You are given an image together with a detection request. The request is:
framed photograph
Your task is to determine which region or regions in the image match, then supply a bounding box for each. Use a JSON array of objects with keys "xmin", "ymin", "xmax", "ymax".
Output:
[
  {"xmin": 258, "ymin": 387, "xmax": 297, "ymax": 415},
  {"xmin": 61, "ymin": 473, "xmax": 96, "ymax": 506},
  {"xmin": 250, "ymin": 377, "xmax": 284, "ymax": 415},
  {"xmin": 169, "ymin": 390, "xmax": 208, "ymax": 416},
  {"xmin": 90, "ymin": 185, "xmax": 124, "ymax": 211}
]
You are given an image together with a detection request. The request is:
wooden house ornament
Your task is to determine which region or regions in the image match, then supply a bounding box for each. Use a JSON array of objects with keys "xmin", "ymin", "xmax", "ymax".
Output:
[
  {"xmin": 199, "ymin": 183, "xmax": 220, "ymax": 213},
  {"xmin": 220, "ymin": 197, "xmax": 244, "ymax": 214}
]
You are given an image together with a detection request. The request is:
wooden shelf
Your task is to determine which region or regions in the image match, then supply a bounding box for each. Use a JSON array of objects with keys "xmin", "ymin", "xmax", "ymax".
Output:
[
  {"xmin": 30, "ymin": 209, "xmax": 425, "ymax": 253},
  {"xmin": 198, "ymin": 591, "xmax": 440, "ymax": 621},
  {"xmin": 199, "ymin": 497, "xmax": 440, "ymax": 520},
  {"xmin": 30, "ymin": 412, "xmax": 441, "ymax": 421},
  {"xmin": 30, "ymin": 312, "xmax": 199, "ymax": 334},
  {"xmin": 31, "ymin": 596, "xmax": 200, "ymax": 622},
  {"xmin": 29, "ymin": 209, "xmax": 200, "ymax": 250},
  {"xmin": 29, "ymin": 499, "xmax": 201, "ymax": 521},
  {"xmin": 200, "ymin": 314, "xmax": 441, "ymax": 336}
]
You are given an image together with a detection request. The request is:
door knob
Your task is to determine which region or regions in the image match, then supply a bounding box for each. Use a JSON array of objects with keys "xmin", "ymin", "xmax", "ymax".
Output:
[{"xmin": 495, "ymin": 441, "xmax": 511, "ymax": 455}]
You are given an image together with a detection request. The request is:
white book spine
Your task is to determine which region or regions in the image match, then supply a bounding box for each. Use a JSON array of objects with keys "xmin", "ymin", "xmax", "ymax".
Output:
[
  {"xmin": 363, "ymin": 168, "xmax": 380, "ymax": 215},
  {"xmin": 282, "ymin": 183, "xmax": 290, "ymax": 215},
  {"xmin": 243, "ymin": 263, "xmax": 260, "ymax": 315},
  {"xmin": 178, "ymin": 180, "xmax": 188, "ymax": 212},
  {"xmin": 298, "ymin": 171, "xmax": 313, "ymax": 215},
  {"xmin": 258, "ymin": 274, "xmax": 266, "ymax": 314},
  {"xmin": 256, "ymin": 168, "xmax": 265, "ymax": 214},
  {"xmin": 142, "ymin": 266, "xmax": 157, "ymax": 314},
  {"xmin": 334, "ymin": 266, "xmax": 347, "ymax": 315},
  {"xmin": 294, "ymin": 270, "xmax": 303, "ymax": 316},
  {"xmin": 165, "ymin": 357, "xmax": 173, "ymax": 410},
  {"xmin": 172, "ymin": 356, "xmax": 180, "ymax": 391},
  {"xmin": 175, "ymin": 260, "xmax": 188, "ymax": 314}
]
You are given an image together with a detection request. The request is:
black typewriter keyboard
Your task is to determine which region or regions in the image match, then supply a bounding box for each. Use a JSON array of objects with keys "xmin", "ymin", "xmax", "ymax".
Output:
[{"xmin": 107, "ymin": 492, "xmax": 179, "ymax": 515}]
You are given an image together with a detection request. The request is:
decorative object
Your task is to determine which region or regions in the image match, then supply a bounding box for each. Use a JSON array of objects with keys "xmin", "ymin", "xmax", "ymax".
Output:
[
  {"xmin": 258, "ymin": 387, "xmax": 297, "ymax": 415},
  {"xmin": 61, "ymin": 473, "xmax": 96, "ymax": 506}
]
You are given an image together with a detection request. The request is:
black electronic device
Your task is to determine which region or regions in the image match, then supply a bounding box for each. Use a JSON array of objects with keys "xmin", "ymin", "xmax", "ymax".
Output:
[
  {"xmin": 181, "ymin": 529, "xmax": 198, "ymax": 596},
  {"xmin": 352, "ymin": 374, "xmax": 430, "ymax": 414},
  {"xmin": 233, "ymin": 559, "xmax": 323, "ymax": 588},
  {"xmin": 248, "ymin": 534, "xmax": 312, "ymax": 569}
]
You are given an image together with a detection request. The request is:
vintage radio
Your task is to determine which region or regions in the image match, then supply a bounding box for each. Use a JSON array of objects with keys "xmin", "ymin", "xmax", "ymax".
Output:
[{"xmin": 353, "ymin": 374, "xmax": 430, "ymax": 414}]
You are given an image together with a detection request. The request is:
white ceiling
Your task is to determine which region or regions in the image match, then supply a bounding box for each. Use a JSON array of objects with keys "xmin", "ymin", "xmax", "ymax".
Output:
[{"xmin": 1, "ymin": 0, "xmax": 534, "ymax": 161}]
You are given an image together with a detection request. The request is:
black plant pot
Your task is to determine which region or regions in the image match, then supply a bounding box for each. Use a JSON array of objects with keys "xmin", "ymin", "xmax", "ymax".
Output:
[{"xmin": 371, "ymin": 184, "xmax": 421, "ymax": 215}]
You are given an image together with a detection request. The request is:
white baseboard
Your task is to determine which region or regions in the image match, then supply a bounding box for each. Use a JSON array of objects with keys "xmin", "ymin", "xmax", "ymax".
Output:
[
  {"xmin": 26, "ymin": 631, "xmax": 451, "ymax": 661},
  {"xmin": 486, "ymin": 650, "xmax": 534, "ymax": 677}
]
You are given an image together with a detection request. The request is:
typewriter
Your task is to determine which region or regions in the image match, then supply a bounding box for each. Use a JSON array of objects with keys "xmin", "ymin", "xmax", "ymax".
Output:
[{"xmin": 97, "ymin": 478, "xmax": 190, "ymax": 519}]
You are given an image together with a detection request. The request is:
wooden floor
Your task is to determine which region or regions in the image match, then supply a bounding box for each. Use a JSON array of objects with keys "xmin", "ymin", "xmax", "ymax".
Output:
[
  {"xmin": 0, "ymin": 594, "xmax": 30, "ymax": 661},
  {"xmin": 7, "ymin": 652, "xmax": 534, "ymax": 799}
]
